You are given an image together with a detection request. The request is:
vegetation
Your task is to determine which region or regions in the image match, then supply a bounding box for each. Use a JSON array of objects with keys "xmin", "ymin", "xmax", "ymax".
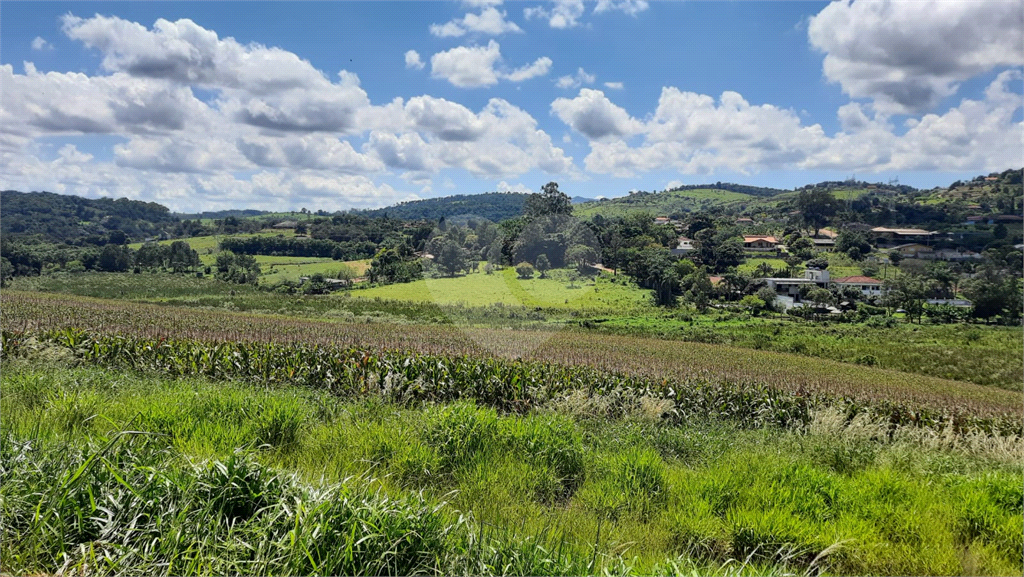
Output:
[
  {"xmin": 2, "ymin": 337, "xmax": 1021, "ymax": 576},
  {"xmin": 3, "ymin": 174, "xmax": 1022, "ymax": 576}
]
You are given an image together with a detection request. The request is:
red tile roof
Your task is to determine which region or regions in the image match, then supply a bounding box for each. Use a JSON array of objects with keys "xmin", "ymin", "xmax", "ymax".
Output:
[
  {"xmin": 743, "ymin": 235, "xmax": 778, "ymax": 244},
  {"xmin": 834, "ymin": 276, "xmax": 882, "ymax": 284}
]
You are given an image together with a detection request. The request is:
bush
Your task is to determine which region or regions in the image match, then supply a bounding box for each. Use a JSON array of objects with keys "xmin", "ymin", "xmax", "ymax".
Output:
[{"xmin": 515, "ymin": 262, "xmax": 535, "ymax": 279}]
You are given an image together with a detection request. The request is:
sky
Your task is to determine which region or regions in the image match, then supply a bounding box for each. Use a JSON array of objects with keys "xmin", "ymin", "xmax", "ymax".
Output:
[{"xmin": 1, "ymin": 0, "xmax": 1022, "ymax": 213}]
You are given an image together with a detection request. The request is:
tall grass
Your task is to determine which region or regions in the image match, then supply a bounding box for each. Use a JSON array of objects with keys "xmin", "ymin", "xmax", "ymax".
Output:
[{"xmin": 2, "ymin": 361, "xmax": 1021, "ymax": 576}]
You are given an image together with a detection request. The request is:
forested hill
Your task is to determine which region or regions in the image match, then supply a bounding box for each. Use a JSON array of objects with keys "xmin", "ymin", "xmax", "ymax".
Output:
[
  {"xmin": 356, "ymin": 192, "xmax": 527, "ymax": 222},
  {"xmin": 1, "ymin": 190, "xmax": 178, "ymax": 244},
  {"xmin": 667, "ymin": 182, "xmax": 789, "ymax": 197}
]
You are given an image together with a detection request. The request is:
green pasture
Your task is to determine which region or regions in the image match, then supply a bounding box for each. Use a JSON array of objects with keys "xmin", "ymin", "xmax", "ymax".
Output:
[{"xmin": 352, "ymin": 266, "xmax": 650, "ymax": 309}]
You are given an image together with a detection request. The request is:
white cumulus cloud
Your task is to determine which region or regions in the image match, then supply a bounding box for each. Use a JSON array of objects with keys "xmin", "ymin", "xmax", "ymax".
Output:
[
  {"xmin": 405, "ymin": 50, "xmax": 425, "ymax": 70},
  {"xmin": 429, "ymin": 41, "xmax": 552, "ymax": 87},
  {"xmin": 556, "ymin": 67, "xmax": 596, "ymax": 89},
  {"xmin": 808, "ymin": 0, "xmax": 1024, "ymax": 114},
  {"xmin": 524, "ymin": 0, "xmax": 586, "ymax": 29},
  {"xmin": 430, "ymin": 7, "xmax": 523, "ymax": 37}
]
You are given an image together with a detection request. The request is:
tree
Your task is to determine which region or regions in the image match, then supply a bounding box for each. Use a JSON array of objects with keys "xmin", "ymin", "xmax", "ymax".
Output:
[
  {"xmin": 436, "ymin": 240, "xmax": 467, "ymax": 277},
  {"xmin": 963, "ymin": 269, "xmax": 1022, "ymax": 323},
  {"xmin": 334, "ymin": 263, "xmax": 358, "ymax": 287},
  {"xmin": 796, "ymin": 189, "xmax": 839, "ymax": 236},
  {"xmin": 0, "ymin": 257, "xmax": 13, "ymax": 287},
  {"xmin": 681, "ymin": 269, "xmax": 713, "ymax": 311},
  {"xmin": 98, "ymin": 244, "xmax": 131, "ymax": 272},
  {"xmin": 535, "ymin": 254, "xmax": 551, "ymax": 278},
  {"xmin": 756, "ymin": 286, "xmax": 779, "ymax": 312},
  {"xmin": 167, "ymin": 241, "xmax": 199, "ymax": 273},
  {"xmin": 835, "ymin": 231, "xmax": 871, "ymax": 256},
  {"xmin": 516, "ymin": 262, "xmax": 535, "ymax": 279},
  {"xmin": 883, "ymin": 274, "xmax": 931, "ymax": 323},
  {"xmin": 739, "ymin": 295, "xmax": 766, "ymax": 315},
  {"xmin": 564, "ymin": 243, "xmax": 598, "ymax": 273},
  {"xmin": 887, "ymin": 250, "xmax": 903, "ymax": 266},
  {"xmin": 525, "ymin": 182, "xmax": 573, "ymax": 218}
]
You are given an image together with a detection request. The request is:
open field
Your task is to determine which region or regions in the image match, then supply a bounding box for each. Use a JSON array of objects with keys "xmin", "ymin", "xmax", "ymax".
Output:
[
  {"xmin": 259, "ymin": 256, "xmax": 370, "ymax": 282},
  {"xmin": 3, "ymin": 290, "xmax": 1020, "ymax": 423},
  {"xmin": 7, "ymin": 272, "xmax": 1022, "ymax": 390},
  {"xmin": 354, "ymin": 267, "xmax": 649, "ymax": 309}
]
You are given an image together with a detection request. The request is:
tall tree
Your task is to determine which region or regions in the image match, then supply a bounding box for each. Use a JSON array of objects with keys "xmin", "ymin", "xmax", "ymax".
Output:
[
  {"xmin": 524, "ymin": 182, "xmax": 573, "ymax": 218},
  {"xmin": 797, "ymin": 188, "xmax": 839, "ymax": 236}
]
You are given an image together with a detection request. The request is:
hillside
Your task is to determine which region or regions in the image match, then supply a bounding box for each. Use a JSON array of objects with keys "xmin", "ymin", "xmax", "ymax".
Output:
[
  {"xmin": 574, "ymin": 188, "xmax": 756, "ymax": 218},
  {"xmin": 356, "ymin": 192, "xmax": 527, "ymax": 222},
  {"xmin": 1, "ymin": 190, "xmax": 178, "ymax": 244}
]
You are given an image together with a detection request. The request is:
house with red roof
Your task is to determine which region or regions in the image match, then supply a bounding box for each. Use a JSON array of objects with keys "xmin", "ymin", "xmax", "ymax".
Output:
[{"xmin": 743, "ymin": 235, "xmax": 779, "ymax": 251}]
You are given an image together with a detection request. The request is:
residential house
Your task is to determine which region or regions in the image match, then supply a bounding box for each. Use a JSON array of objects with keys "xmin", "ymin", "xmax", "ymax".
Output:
[
  {"xmin": 743, "ymin": 235, "xmax": 779, "ymax": 251},
  {"xmin": 735, "ymin": 217, "xmax": 754, "ymax": 225},
  {"xmin": 832, "ymin": 275, "xmax": 883, "ymax": 297},
  {"xmin": 812, "ymin": 238, "xmax": 836, "ymax": 252},
  {"xmin": 653, "ymin": 216, "xmax": 672, "ymax": 225},
  {"xmin": 870, "ymin": 227, "xmax": 937, "ymax": 246},
  {"xmin": 763, "ymin": 269, "xmax": 830, "ymax": 299},
  {"xmin": 671, "ymin": 237, "xmax": 695, "ymax": 256},
  {"xmin": 892, "ymin": 243, "xmax": 934, "ymax": 258}
]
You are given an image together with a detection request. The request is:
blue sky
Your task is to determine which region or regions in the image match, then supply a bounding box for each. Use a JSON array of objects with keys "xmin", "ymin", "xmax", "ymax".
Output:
[{"xmin": 1, "ymin": 1, "xmax": 1021, "ymax": 212}]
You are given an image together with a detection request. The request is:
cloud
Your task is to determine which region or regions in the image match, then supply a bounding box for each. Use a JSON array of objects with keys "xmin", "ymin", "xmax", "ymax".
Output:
[
  {"xmin": 429, "ymin": 41, "xmax": 552, "ymax": 87},
  {"xmin": 551, "ymin": 88, "xmax": 642, "ymax": 140},
  {"xmin": 430, "ymin": 41, "xmax": 502, "ymax": 87},
  {"xmin": 556, "ymin": 77, "xmax": 1022, "ymax": 177},
  {"xmin": 594, "ymin": 0, "xmax": 649, "ymax": 16},
  {"xmin": 31, "ymin": 36, "xmax": 52, "ymax": 51},
  {"xmin": 61, "ymin": 14, "xmax": 373, "ymax": 135},
  {"xmin": 808, "ymin": 0, "xmax": 1024, "ymax": 114},
  {"xmin": 556, "ymin": 67, "xmax": 596, "ymax": 89},
  {"xmin": 366, "ymin": 97, "xmax": 576, "ymax": 178},
  {"xmin": 0, "ymin": 14, "xmax": 583, "ymax": 212},
  {"xmin": 430, "ymin": 7, "xmax": 522, "ymax": 37},
  {"xmin": 405, "ymin": 50, "xmax": 425, "ymax": 70},
  {"xmin": 496, "ymin": 180, "xmax": 533, "ymax": 193},
  {"xmin": 524, "ymin": 0, "xmax": 586, "ymax": 29},
  {"xmin": 504, "ymin": 57, "xmax": 553, "ymax": 82},
  {"xmin": 603, "ymin": 81, "xmax": 623, "ymax": 90}
]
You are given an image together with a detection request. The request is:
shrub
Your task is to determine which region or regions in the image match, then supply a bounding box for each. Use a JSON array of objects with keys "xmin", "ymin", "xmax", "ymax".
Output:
[{"xmin": 515, "ymin": 262, "xmax": 535, "ymax": 279}]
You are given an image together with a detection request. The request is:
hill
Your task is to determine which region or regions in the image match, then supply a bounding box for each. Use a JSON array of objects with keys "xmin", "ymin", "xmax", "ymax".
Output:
[
  {"xmin": 1, "ymin": 190, "xmax": 178, "ymax": 244},
  {"xmin": 575, "ymin": 188, "xmax": 756, "ymax": 219},
  {"xmin": 355, "ymin": 192, "xmax": 527, "ymax": 222}
]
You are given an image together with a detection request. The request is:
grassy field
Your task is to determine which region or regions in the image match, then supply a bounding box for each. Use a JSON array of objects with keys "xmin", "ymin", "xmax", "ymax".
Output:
[
  {"xmin": 259, "ymin": 256, "xmax": 370, "ymax": 282},
  {"xmin": 2, "ymin": 350, "xmax": 1021, "ymax": 576},
  {"xmin": 354, "ymin": 267, "xmax": 649, "ymax": 310}
]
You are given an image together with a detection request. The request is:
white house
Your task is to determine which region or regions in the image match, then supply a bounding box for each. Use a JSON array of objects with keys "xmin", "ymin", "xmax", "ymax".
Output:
[
  {"xmin": 671, "ymin": 237, "xmax": 695, "ymax": 256},
  {"xmin": 832, "ymin": 275, "xmax": 884, "ymax": 297}
]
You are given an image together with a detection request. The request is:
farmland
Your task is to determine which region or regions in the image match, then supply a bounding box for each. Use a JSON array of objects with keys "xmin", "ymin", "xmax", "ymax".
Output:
[
  {"xmin": 2, "ymin": 323, "xmax": 1022, "ymax": 575},
  {"xmin": 3, "ymin": 179, "xmax": 1022, "ymax": 576}
]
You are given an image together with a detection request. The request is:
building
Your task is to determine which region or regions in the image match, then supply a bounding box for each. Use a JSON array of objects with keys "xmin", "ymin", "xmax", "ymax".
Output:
[
  {"xmin": 735, "ymin": 217, "xmax": 754, "ymax": 225},
  {"xmin": 812, "ymin": 238, "xmax": 836, "ymax": 251},
  {"xmin": 870, "ymin": 227, "xmax": 937, "ymax": 245},
  {"xmin": 892, "ymin": 243, "xmax": 934, "ymax": 258},
  {"xmin": 743, "ymin": 235, "xmax": 779, "ymax": 251},
  {"xmin": 763, "ymin": 269, "xmax": 830, "ymax": 299},
  {"xmin": 832, "ymin": 275, "xmax": 883, "ymax": 297},
  {"xmin": 671, "ymin": 237, "xmax": 695, "ymax": 256}
]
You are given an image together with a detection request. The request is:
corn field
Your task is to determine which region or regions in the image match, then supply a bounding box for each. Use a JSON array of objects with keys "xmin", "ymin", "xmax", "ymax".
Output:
[{"xmin": 2, "ymin": 290, "xmax": 1020, "ymax": 431}]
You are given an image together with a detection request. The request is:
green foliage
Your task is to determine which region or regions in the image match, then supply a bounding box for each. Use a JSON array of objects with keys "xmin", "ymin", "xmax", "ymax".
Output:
[{"xmin": 516, "ymin": 262, "xmax": 535, "ymax": 279}]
